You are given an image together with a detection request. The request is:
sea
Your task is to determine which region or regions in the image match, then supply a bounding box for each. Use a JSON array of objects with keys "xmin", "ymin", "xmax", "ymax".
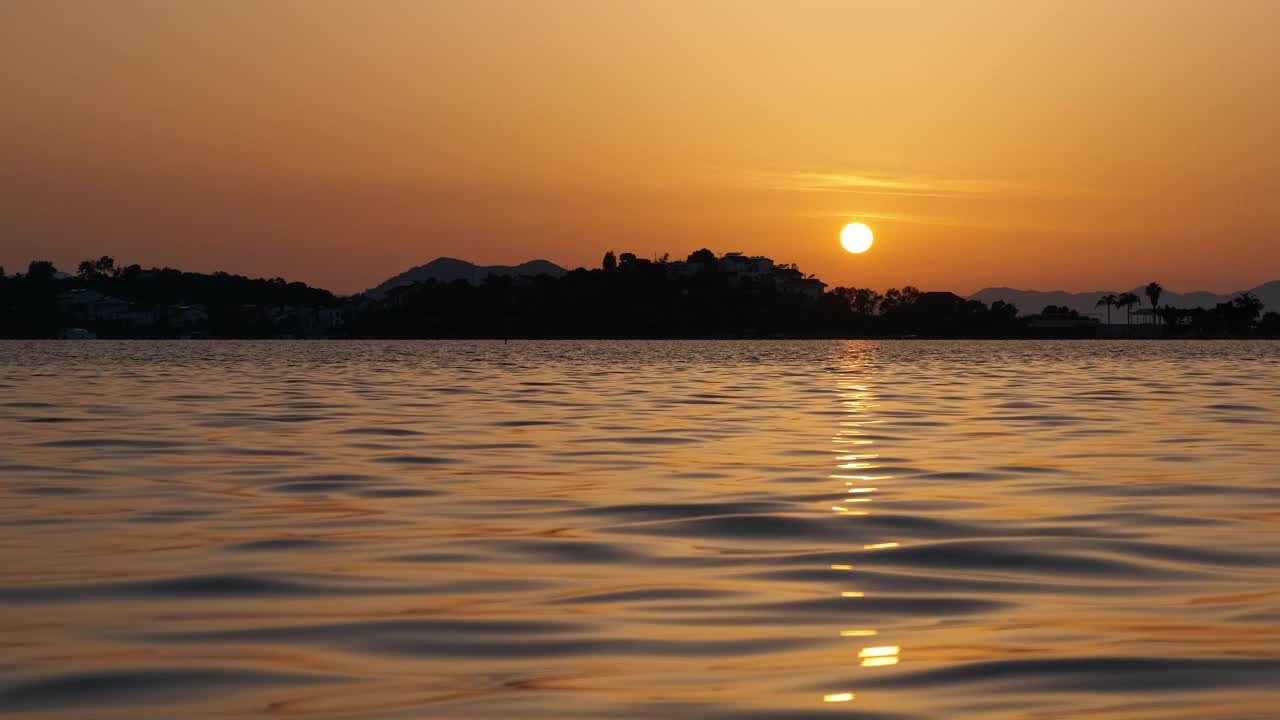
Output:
[{"xmin": 1, "ymin": 340, "xmax": 1277, "ymax": 719}]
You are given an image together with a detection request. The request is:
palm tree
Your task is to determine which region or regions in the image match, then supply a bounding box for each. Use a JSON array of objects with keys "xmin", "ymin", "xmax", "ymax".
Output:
[
  {"xmin": 1096, "ymin": 294, "xmax": 1117, "ymax": 324},
  {"xmin": 1116, "ymin": 292, "xmax": 1140, "ymax": 325},
  {"xmin": 1233, "ymin": 292, "xmax": 1264, "ymax": 324},
  {"xmin": 1144, "ymin": 282, "xmax": 1164, "ymax": 324}
]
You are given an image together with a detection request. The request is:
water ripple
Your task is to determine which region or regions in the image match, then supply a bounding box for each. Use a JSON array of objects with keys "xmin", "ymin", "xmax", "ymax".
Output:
[{"xmin": 0, "ymin": 339, "xmax": 1276, "ymax": 719}]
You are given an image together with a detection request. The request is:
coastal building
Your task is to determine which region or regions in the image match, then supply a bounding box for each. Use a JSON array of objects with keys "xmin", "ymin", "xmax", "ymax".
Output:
[
  {"xmin": 765, "ymin": 261, "xmax": 827, "ymax": 299},
  {"xmin": 1097, "ymin": 323, "xmax": 1161, "ymax": 339},
  {"xmin": 662, "ymin": 253, "xmax": 830, "ymax": 299},
  {"xmin": 317, "ymin": 307, "xmax": 345, "ymax": 330},
  {"xmin": 779, "ymin": 276, "xmax": 827, "ymax": 300},
  {"xmin": 1028, "ymin": 308, "xmax": 1100, "ymax": 338},
  {"xmin": 58, "ymin": 288, "xmax": 128, "ymax": 322},
  {"xmin": 167, "ymin": 304, "xmax": 210, "ymax": 328},
  {"xmin": 718, "ymin": 253, "xmax": 775, "ymax": 283},
  {"xmin": 915, "ymin": 291, "xmax": 964, "ymax": 308},
  {"xmin": 664, "ymin": 261, "xmax": 703, "ymax": 280},
  {"xmin": 1029, "ymin": 311, "xmax": 1099, "ymax": 329}
]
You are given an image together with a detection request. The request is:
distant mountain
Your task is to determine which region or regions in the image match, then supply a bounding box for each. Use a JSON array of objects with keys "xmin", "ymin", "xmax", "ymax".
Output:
[
  {"xmin": 970, "ymin": 282, "xmax": 1280, "ymax": 318},
  {"xmin": 366, "ymin": 257, "xmax": 566, "ymax": 298},
  {"xmin": 1251, "ymin": 280, "xmax": 1280, "ymax": 313}
]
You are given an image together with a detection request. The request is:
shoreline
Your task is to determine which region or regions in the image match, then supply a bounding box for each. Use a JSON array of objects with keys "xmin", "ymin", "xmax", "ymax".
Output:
[{"xmin": 8, "ymin": 335, "xmax": 1279, "ymax": 342}]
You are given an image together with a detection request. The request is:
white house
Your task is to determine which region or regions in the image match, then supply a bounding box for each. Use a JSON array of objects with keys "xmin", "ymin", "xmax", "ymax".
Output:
[{"xmin": 719, "ymin": 253, "xmax": 775, "ymax": 283}]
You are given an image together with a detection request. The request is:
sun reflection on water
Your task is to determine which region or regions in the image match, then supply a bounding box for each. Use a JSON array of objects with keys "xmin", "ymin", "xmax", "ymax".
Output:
[
  {"xmin": 860, "ymin": 645, "xmax": 903, "ymax": 667},
  {"xmin": 824, "ymin": 369, "xmax": 907, "ymax": 705}
]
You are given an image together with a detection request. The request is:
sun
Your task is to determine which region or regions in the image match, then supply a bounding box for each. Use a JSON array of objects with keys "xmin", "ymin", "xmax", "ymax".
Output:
[{"xmin": 841, "ymin": 223, "xmax": 874, "ymax": 254}]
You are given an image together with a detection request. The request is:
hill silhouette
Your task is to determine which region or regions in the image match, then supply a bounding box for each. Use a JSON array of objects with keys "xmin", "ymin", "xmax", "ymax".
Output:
[
  {"xmin": 971, "ymin": 282, "xmax": 1279, "ymax": 318},
  {"xmin": 366, "ymin": 257, "xmax": 565, "ymax": 299},
  {"xmin": 3, "ymin": 253, "xmax": 1277, "ymax": 339}
]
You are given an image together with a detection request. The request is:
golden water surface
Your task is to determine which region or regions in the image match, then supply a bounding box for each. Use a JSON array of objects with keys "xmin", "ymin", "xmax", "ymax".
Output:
[{"xmin": 1, "ymin": 340, "xmax": 1278, "ymax": 719}]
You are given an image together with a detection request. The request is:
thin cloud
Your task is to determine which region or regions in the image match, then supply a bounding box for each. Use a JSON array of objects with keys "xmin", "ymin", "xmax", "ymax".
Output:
[
  {"xmin": 764, "ymin": 171, "xmax": 1018, "ymax": 198},
  {"xmin": 822, "ymin": 211, "xmax": 1069, "ymax": 235},
  {"xmin": 825, "ymin": 211, "xmax": 987, "ymax": 229}
]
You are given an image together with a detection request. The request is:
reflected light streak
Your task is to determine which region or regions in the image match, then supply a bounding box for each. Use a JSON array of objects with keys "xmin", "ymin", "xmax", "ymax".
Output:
[
  {"xmin": 830, "ymin": 564, "xmax": 854, "ymax": 570},
  {"xmin": 841, "ymin": 591, "xmax": 865, "ymax": 597},
  {"xmin": 823, "ymin": 693, "xmax": 855, "ymax": 703},
  {"xmin": 840, "ymin": 629, "xmax": 877, "ymax": 636},
  {"xmin": 847, "ymin": 487, "xmax": 878, "ymax": 493},
  {"xmin": 859, "ymin": 645, "xmax": 900, "ymax": 666},
  {"xmin": 864, "ymin": 542, "xmax": 900, "ymax": 550}
]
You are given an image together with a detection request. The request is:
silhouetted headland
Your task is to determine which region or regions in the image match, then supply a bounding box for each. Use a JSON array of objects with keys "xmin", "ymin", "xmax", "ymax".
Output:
[{"xmin": 3, "ymin": 253, "xmax": 1277, "ymax": 339}]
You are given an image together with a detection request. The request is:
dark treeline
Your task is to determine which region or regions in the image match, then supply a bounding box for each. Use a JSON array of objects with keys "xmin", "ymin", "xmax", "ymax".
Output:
[
  {"xmin": 359, "ymin": 264, "xmax": 1022, "ymax": 338},
  {"xmin": 1, "ymin": 257, "xmax": 339, "ymax": 338},
  {"xmin": 2, "ymin": 253, "xmax": 1277, "ymax": 339},
  {"xmin": 1156, "ymin": 295, "xmax": 1279, "ymax": 337}
]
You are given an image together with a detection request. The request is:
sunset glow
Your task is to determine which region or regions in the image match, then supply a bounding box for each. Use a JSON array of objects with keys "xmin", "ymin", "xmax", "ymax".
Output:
[
  {"xmin": 3, "ymin": 5, "xmax": 1279, "ymax": 719},
  {"xmin": 3, "ymin": 2, "xmax": 1278, "ymax": 293}
]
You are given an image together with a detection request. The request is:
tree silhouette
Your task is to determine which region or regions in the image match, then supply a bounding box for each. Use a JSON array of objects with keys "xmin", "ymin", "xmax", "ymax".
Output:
[
  {"xmin": 27, "ymin": 261, "xmax": 57, "ymax": 281},
  {"xmin": 1096, "ymin": 293, "xmax": 1117, "ymax": 324},
  {"xmin": 1260, "ymin": 312, "xmax": 1280, "ymax": 336},
  {"xmin": 830, "ymin": 286, "xmax": 855, "ymax": 306},
  {"xmin": 831, "ymin": 286, "xmax": 884, "ymax": 318},
  {"xmin": 852, "ymin": 288, "xmax": 882, "ymax": 316},
  {"xmin": 1145, "ymin": 282, "xmax": 1164, "ymax": 323},
  {"xmin": 991, "ymin": 300, "xmax": 1019, "ymax": 323},
  {"xmin": 1232, "ymin": 292, "xmax": 1264, "ymax": 325},
  {"xmin": 880, "ymin": 288, "xmax": 902, "ymax": 314},
  {"xmin": 1158, "ymin": 306, "xmax": 1189, "ymax": 328},
  {"xmin": 1116, "ymin": 292, "xmax": 1140, "ymax": 325},
  {"xmin": 77, "ymin": 256, "xmax": 116, "ymax": 280},
  {"xmin": 10, "ymin": 248, "xmax": 1270, "ymax": 340},
  {"xmin": 686, "ymin": 248, "xmax": 717, "ymax": 270}
]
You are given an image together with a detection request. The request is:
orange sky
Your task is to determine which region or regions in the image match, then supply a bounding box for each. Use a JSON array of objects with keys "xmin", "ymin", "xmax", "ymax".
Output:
[{"xmin": 3, "ymin": 1, "xmax": 1278, "ymax": 294}]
